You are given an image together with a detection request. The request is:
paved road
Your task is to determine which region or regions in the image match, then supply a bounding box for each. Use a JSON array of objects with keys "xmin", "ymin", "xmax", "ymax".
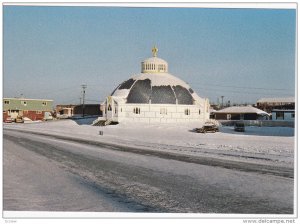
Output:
[{"xmin": 3, "ymin": 129, "xmax": 294, "ymax": 213}]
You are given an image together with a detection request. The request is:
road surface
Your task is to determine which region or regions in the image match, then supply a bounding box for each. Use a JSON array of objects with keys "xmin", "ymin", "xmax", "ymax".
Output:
[{"xmin": 3, "ymin": 129, "xmax": 294, "ymax": 213}]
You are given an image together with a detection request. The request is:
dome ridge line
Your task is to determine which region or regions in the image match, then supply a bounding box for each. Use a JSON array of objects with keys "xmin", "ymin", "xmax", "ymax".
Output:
[{"xmin": 170, "ymin": 85, "xmax": 178, "ymax": 105}]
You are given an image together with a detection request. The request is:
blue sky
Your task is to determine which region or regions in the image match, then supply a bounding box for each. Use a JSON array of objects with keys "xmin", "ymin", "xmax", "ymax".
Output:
[{"xmin": 4, "ymin": 6, "xmax": 296, "ymax": 105}]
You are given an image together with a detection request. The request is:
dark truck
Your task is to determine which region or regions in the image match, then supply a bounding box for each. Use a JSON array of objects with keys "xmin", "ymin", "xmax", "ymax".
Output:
[{"xmin": 234, "ymin": 122, "xmax": 245, "ymax": 132}]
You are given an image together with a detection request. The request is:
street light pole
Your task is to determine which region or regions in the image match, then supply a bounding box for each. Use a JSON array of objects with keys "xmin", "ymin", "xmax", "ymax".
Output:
[
  {"xmin": 81, "ymin": 84, "xmax": 87, "ymax": 117},
  {"xmin": 221, "ymin": 96, "xmax": 224, "ymax": 108}
]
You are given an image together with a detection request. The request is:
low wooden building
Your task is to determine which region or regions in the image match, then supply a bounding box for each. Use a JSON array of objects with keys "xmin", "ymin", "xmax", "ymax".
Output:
[
  {"xmin": 55, "ymin": 104, "xmax": 75, "ymax": 118},
  {"xmin": 214, "ymin": 106, "xmax": 269, "ymax": 120},
  {"xmin": 3, "ymin": 98, "xmax": 53, "ymax": 121},
  {"xmin": 256, "ymin": 97, "xmax": 295, "ymax": 113},
  {"xmin": 56, "ymin": 104, "xmax": 102, "ymax": 117}
]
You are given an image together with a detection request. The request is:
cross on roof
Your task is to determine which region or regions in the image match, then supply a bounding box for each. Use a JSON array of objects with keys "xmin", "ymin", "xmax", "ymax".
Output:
[{"xmin": 152, "ymin": 46, "xmax": 158, "ymax": 57}]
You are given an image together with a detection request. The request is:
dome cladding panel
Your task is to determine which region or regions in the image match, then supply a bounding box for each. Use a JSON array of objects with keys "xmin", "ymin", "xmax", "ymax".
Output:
[
  {"xmin": 173, "ymin": 85, "xmax": 194, "ymax": 105},
  {"xmin": 127, "ymin": 79, "xmax": 151, "ymax": 104},
  {"xmin": 118, "ymin": 79, "xmax": 135, "ymax": 90},
  {"xmin": 151, "ymin": 86, "xmax": 177, "ymax": 104},
  {"xmin": 115, "ymin": 78, "xmax": 195, "ymax": 105}
]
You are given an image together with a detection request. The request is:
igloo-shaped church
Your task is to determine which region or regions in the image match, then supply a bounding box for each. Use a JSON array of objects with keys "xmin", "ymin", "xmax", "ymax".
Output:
[{"xmin": 98, "ymin": 46, "xmax": 210, "ymax": 124}]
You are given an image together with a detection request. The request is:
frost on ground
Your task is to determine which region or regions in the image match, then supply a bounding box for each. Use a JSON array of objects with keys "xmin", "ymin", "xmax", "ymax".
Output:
[
  {"xmin": 3, "ymin": 137, "xmax": 135, "ymax": 212},
  {"xmin": 4, "ymin": 119, "xmax": 295, "ymax": 168},
  {"xmin": 3, "ymin": 119, "xmax": 295, "ymax": 214},
  {"xmin": 3, "ymin": 130, "xmax": 294, "ymax": 213}
]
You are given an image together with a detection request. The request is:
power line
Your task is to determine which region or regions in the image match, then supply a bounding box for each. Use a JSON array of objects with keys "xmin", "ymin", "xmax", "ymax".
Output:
[
  {"xmin": 192, "ymin": 82, "xmax": 291, "ymax": 91},
  {"xmin": 199, "ymin": 87, "xmax": 293, "ymax": 96},
  {"xmin": 85, "ymin": 99, "xmax": 102, "ymax": 103}
]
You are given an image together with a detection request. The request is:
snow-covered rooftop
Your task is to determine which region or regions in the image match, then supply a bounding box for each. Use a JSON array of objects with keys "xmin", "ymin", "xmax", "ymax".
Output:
[
  {"xmin": 257, "ymin": 97, "xmax": 295, "ymax": 103},
  {"xmin": 142, "ymin": 56, "xmax": 167, "ymax": 65},
  {"xmin": 130, "ymin": 72, "xmax": 189, "ymax": 87},
  {"xmin": 215, "ymin": 106, "xmax": 268, "ymax": 115}
]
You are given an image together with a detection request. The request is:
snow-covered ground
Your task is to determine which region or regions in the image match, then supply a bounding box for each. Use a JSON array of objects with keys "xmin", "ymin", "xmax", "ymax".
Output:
[{"xmin": 4, "ymin": 118, "xmax": 295, "ymax": 167}]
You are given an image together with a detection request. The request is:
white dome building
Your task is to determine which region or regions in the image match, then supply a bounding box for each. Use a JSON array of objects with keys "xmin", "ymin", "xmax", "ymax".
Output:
[{"xmin": 99, "ymin": 46, "xmax": 210, "ymax": 124}]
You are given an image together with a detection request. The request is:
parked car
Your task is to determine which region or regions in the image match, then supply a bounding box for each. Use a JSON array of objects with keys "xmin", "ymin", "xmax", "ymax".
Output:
[
  {"xmin": 195, "ymin": 122, "xmax": 219, "ymax": 133},
  {"xmin": 234, "ymin": 122, "xmax": 245, "ymax": 132},
  {"xmin": 43, "ymin": 112, "xmax": 53, "ymax": 121},
  {"xmin": 15, "ymin": 116, "xmax": 24, "ymax": 123},
  {"xmin": 4, "ymin": 117, "xmax": 13, "ymax": 123}
]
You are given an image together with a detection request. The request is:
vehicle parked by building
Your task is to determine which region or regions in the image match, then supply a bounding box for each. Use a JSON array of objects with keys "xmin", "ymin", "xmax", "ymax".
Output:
[
  {"xmin": 15, "ymin": 116, "xmax": 24, "ymax": 123},
  {"xmin": 43, "ymin": 112, "xmax": 53, "ymax": 121},
  {"xmin": 234, "ymin": 122, "xmax": 245, "ymax": 132},
  {"xmin": 4, "ymin": 116, "xmax": 12, "ymax": 123},
  {"xmin": 195, "ymin": 122, "xmax": 219, "ymax": 133}
]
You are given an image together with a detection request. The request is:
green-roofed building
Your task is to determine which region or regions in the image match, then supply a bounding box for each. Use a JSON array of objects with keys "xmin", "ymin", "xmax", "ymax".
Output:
[{"xmin": 3, "ymin": 98, "xmax": 53, "ymax": 121}]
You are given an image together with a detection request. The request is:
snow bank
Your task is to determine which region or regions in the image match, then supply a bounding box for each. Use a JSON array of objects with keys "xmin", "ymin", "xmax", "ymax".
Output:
[{"xmin": 4, "ymin": 119, "xmax": 295, "ymax": 167}]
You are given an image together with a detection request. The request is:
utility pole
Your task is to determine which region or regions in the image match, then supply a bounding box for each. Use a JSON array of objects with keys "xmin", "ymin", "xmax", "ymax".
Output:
[
  {"xmin": 221, "ymin": 96, "xmax": 224, "ymax": 108},
  {"xmin": 81, "ymin": 84, "xmax": 87, "ymax": 117}
]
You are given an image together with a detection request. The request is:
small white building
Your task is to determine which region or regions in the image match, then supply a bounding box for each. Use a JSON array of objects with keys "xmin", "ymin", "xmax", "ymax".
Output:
[
  {"xmin": 99, "ymin": 46, "xmax": 210, "ymax": 124},
  {"xmin": 214, "ymin": 106, "xmax": 269, "ymax": 120},
  {"xmin": 271, "ymin": 109, "xmax": 295, "ymax": 121}
]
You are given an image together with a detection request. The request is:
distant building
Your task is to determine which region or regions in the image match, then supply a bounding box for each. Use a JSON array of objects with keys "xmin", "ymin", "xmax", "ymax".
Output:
[
  {"xmin": 56, "ymin": 104, "xmax": 101, "ymax": 118},
  {"xmin": 55, "ymin": 104, "xmax": 76, "ymax": 118},
  {"xmin": 214, "ymin": 106, "xmax": 269, "ymax": 120},
  {"xmin": 256, "ymin": 97, "xmax": 295, "ymax": 113},
  {"xmin": 3, "ymin": 98, "xmax": 53, "ymax": 121},
  {"xmin": 271, "ymin": 109, "xmax": 295, "ymax": 121}
]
